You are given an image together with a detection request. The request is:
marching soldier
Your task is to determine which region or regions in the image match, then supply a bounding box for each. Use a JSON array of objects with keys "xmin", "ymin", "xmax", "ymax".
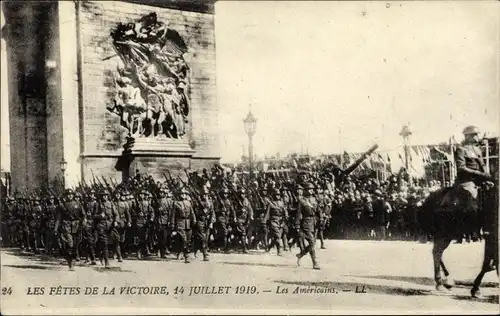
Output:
[
  {"xmin": 288, "ymin": 185, "xmax": 304, "ymax": 252},
  {"xmin": 316, "ymin": 188, "xmax": 332, "ymax": 248},
  {"xmin": 54, "ymin": 189, "xmax": 86, "ymax": 271},
  {"xmin": 215, "ymin": 188, "xmax": 231, "ymax": 252},
  {"xmin": 232, "ymin": 189, "xmax": 253, "ymax": 253},
  {"xmin": 18, "ymin": 197, "xmax": 30, "ymax": 251},
  {"xmin": 194, "ymin": 187, "xmax": 215, "ymax": 261},
  {"xmin": 1, "ymin": 197, "xmax": 15, "ymax": 247},
  {"xmin": 295, "ymin": 183, "xmax": 321, "ymax": 270},
  {"xmin": 170, "ymin": 187, "xmax": 196, "ymax": 263},
  {"xmin": 156, "ymin": 187, "xmax": 173, "ymax": 259},
  {"xmin": 29, "ymin": 196, "xmax": 43, "ymax": 254},
  {"xmin": 251, "ymin": 187, "xmax": 269, "ymax": 251},
  {"xmin": 124, "ymin": 189, "xmax": 136, "ymax": 257},
  {"xmin": 114, "ymin": 190, "xmax": 131, "ymax": 262},
  {"xmin": 131, "ymin": 190, "xmax": 154, "ymax": 259},
  {"xmin": 94, "ymin": 190, "xmax": 118, "ymax": 268},
  {"xmin": 264, "ymin": 188, "xmax": 288, "ymax": 256},
  {"xmin": 280, "ymin": 187, "xmax": 291, "ymax": 252},
  {"xmin": 81, "ymin": 190, "xmax": 97, "ymax": 264},
  {"xmin": 73, "ymin": 191, "xmax": 84, "ymax": 261}
]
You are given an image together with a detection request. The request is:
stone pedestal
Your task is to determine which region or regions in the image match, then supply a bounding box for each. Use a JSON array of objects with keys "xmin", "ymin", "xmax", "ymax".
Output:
[{"xmin": 116, "ymin": 137, "xmax": 196, "ymax": 180}]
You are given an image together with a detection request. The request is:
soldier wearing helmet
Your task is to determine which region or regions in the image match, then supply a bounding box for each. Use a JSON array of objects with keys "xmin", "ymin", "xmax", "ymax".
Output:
[
  {"xmin": 251, "ymin": 185, "xmax": 270, "ymax": 251},
  {"xmin": 54, "ymin": 188, "xmax": 86, "ymax": 270},
  {"xmin": 170, "ymin": 186, "xmax": 196, "ymax": 263},
  {"xmin": 214, "ymin": 188, "xmax": 232, "ymax": 252},
  {"xmin": 295, "ymin": 182, "xmax": 321, "ymax": 270},
  {"xmin": 131, "ymin": 189, "xmax": 154, "ymax": 259},
  {"xmin": 1, "ymin": 196, "xmax": 15, "ymax": 247},
  {"xmin": 439, "ymin": 125, "xmax": 494, "ymax": 242},
  {"xmin": 263, "ymin": 188, "xmax": 287, "ymax": 256},
  {"xmin": 156, "ymin": 187, "xmax": 173, "ymax": 259},
  {"xmin": 232, "ymin": 188, "xmax": 254, "ymax": 254},
  {"xmin": 93, "ymin": 190, "xmax": 118, "ymax": 268},
  {"xmin": 80, "ymin": 190, "xmax": 97, "ymax": 265},
  {"xmin": 193, "ymin": 186, "xmax": 215, "ymax": 261}
]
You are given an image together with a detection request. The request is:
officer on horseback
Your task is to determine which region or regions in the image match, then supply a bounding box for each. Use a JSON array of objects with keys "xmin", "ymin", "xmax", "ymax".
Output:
[
  {"xmin": 431, "ymin": 125, "xmax": 495, "ymax": 292},
  {"xmin": 440, "ymin": 125, "xmax": 494, "ymax": 215}
]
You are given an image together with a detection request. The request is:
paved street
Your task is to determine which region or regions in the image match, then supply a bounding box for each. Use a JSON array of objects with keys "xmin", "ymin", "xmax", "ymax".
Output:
[{"xmin": 1, "ymin": 240, "xmax": 498, "ymax": 315}]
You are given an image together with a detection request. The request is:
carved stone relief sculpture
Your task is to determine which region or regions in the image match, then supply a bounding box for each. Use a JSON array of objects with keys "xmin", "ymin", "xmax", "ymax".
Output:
[{"xmin": 107, "ymin": 13, "xmax": 191, "ymax": 140}]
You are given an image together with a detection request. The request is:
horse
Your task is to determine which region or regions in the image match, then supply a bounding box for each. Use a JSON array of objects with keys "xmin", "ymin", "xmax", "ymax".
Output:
[
  {"xmin": 419, "ymin": 181, "xmax": 498, "ymax": 294},
  {"xmin": 470, "ymin": 181, "xmax": 498, "ymax": 298}
]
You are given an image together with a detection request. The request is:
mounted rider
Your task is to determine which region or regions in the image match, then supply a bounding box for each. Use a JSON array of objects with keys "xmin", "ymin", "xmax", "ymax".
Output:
[{"xmin": 439, "ymin": 125, "xmax": 494, "ymax": 219}]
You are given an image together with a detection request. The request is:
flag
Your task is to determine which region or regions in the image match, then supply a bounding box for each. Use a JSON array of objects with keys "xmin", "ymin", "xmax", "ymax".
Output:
[{"xmin": 398, "ymin": 153, "xmax": 404, "ymax": 164}]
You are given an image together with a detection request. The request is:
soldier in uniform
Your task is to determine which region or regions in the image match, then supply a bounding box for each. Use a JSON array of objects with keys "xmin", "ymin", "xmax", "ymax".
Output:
[
  {"xmin": 295, "ymin": 183, "xmax": 321, "ymax": 270},
  {"xmin": 170, "ymin": 187, "xmax": 196, "ymax": 263},
  {"xmin": 54, "ymin": 189, "xmax": 86, "ymax": 271},
  {"xmin": 251, "ymin": 187, "xmax": 269, "ymax": 251},
  {"xmin": 29, "ymin": 196, "xmax": 43, "ymax": 253},
  {"xmin": 94, "ymin": 190, "xmax": 118, "ymax": 268},
  {"xmin": 315, "ymin": 187, "xmax": 328, "ymax": 249},
  {"xmin": 73, "ymin": 191, "xmax": 85, "ymax": 261},
  {"xmin": 280, "ymin": 187, "xmax": 291, "ymax": 252},
  {"xmin": 288, "ymin": 185, "xmax": 304, "ymax": 252},
  {"xmin": 132, "ymin": 190, "xmax": 154, "ymax": 259},
  {"xmin": 372, "ymin": 190, "xmax": 389, "ymax": 240},
  {"xmin": 114, "ymin": 189, "xmax": 131, "ymax": 262},
  {"xmin": 123, "ymin": 190, "xmax": 136, "ymax": 257},
  {"xmin": 264, "ymin": 188, "xmax": 288, "ymax": 256},
  {"xmin": 10, "ymin": 196, "xmax": 23, "ymax": 248},
  {"xmin": 232, "ymin": 189, "xmax": 253, "ymax": 253},
  {"xmin": 18, "ymin": 197, "xmax": 30, "ymax": 251},
  {"xmin": 43, "ymin": 195, "xmax": 60, "ymax": 256},
  {"xmin": 193, "ymin": 187, "xmax": 215, "ymax": 261},
  {"xmin": 439, "ymin": 125, "xmax": 494, "ymax": 240},
  {"xmin": 1, "ymin": 197, "xmax": 15, "ymax": 247},
  {"xmin": 156, "ymin": 187, "xmax": 173, "ymax": 259},
  {"xmin": 215, "ymin": 189, "xmax": 231, "ymax": 252},
  {"xmin": 81, "ymin": 190, "xmax": 97, "ymax": 264}
]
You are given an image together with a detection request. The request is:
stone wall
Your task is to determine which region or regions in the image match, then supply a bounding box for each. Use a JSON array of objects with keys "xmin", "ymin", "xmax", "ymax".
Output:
[
  {"xmin": 78, "ymin": 1, "xmax": 219, "ymax": 181},
  {"xmin": 3, "ymin": 0, "xmax": 219, "ymax": 190},
  {"xmin": 3, "ymin": 2, "xmax": 52, "ymax": 191}
]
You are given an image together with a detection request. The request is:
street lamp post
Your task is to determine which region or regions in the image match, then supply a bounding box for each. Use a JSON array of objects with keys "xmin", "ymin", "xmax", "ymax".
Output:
[
  {"xmin": 243, "ymin": 109, "xmax": 257, "ymax": 183},
  {"xmin": 399, "ymin": 124, "xmax": 412, "ymax": 185},
  {"xmin": 60, "ymin": 158, "xmax": 67, "ymax": 189}
]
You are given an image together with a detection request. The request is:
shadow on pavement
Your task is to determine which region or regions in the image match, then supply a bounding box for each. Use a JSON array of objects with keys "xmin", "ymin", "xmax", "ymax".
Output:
[
  {"xmin": 3, "ymin": 264, "xmax": 59, "ymax": 271},
  {"xmin": 93, "ymin": 266, "xmax": 133, "ymax": 273},
  {"xmin": 221, "ymin": 261, "xmax": 297, "ymax": 268},
  {"xmin": 453, "ymin": 294, "xmax": 499, "ymax": 304}
]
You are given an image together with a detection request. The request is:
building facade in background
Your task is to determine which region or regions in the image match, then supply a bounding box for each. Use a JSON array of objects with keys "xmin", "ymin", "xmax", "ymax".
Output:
[{"xmin": 2, "ymin": 0, "xmax": 219, "ymax": 191}]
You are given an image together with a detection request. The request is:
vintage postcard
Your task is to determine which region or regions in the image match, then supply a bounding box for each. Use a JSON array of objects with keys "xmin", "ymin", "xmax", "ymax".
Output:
[{"xmin": 0, "ymin": 0, "xmax": 499, "ymax": 315}]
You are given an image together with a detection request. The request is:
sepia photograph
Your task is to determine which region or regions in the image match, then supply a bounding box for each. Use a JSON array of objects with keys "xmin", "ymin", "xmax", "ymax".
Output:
[{"xmin": 0, "ymin": 0, "xmax": 499, "ymax": 314}]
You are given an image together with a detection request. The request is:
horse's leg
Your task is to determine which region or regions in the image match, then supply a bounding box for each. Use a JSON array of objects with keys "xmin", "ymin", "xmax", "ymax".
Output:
[
  {"xmin": 432, "ymin": 235, "xmax": 452, "ymax": 291},
  {"xmin": 471, "ymin": 267, "xmax": 487, "ymax": 298},
  {"xmin": 441, "ymin": 259, "xmax": 456, "ymax": 289},
  {"xmin": 440, "ymin": 260, "xmax": 449, "ymax": 277}
]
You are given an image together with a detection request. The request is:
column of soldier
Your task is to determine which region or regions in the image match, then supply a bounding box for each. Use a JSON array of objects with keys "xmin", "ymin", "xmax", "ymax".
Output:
[{"xmin": 0, "ymin": 166, "xmax": 482, "ymax": 271}]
